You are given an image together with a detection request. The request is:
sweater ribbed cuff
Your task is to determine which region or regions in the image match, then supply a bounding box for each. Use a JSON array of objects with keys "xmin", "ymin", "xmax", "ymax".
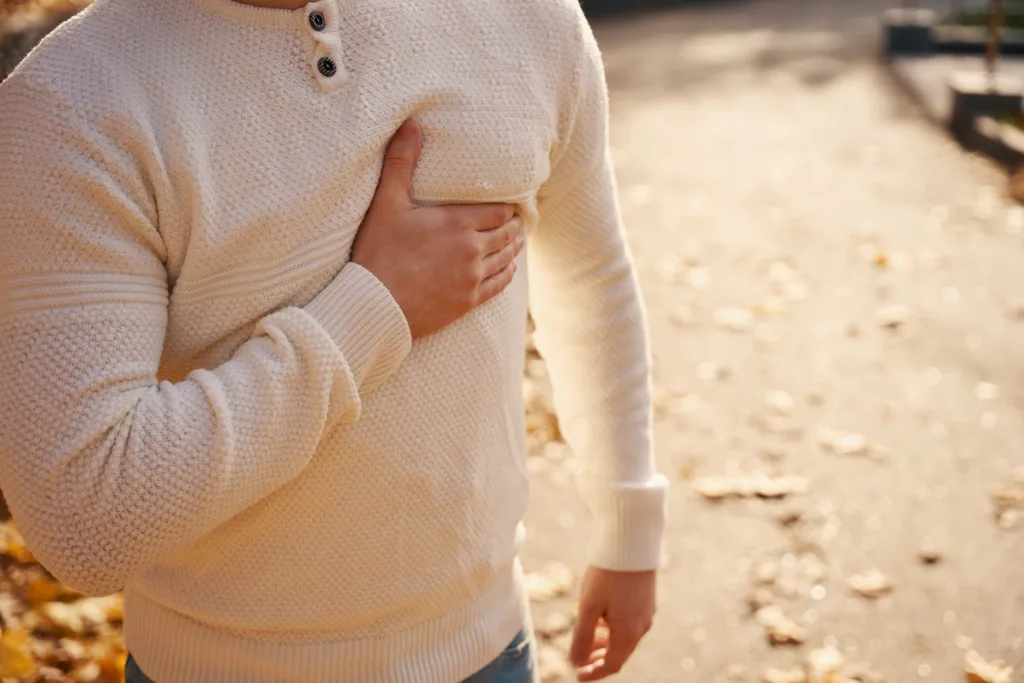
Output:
[
  {"xmin": 304, "ymin": 263, "xmax": 412, "ymax": 394},
  {"xmin": 578, "ymin": 474, "xmax": 669, "ymax": 572}
]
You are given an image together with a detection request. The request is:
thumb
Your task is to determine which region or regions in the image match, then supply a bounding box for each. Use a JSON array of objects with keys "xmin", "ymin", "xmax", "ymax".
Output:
[
  {"xmin": 376, "ymin": 119, "xmax": 422, "ymax": 207},
  {"xmin": 569, "ymin": 599, "xmax": 602, "ymax": 668}
]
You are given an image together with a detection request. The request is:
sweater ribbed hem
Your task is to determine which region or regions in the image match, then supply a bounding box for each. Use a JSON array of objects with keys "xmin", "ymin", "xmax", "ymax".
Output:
[
  {"xmin": 579, "ymin": 474, "xmax": 669, "ymax": 571},
  {"xmin": 122, "ymin": 560, "xmax": 529, "ymax": 683},
  {"xmin": 303, "ymin": 263, "xmax": 412, "ymax": 394}
]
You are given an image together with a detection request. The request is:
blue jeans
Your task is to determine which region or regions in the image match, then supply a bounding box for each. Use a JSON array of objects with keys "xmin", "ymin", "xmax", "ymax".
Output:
[{"xmin": 125, "ymin": 629, "xmax": 535, "ymax": 683}]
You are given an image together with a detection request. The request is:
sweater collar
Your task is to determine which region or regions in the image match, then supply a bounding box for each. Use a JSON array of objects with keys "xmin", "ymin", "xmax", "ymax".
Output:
[{"xmin": 190, "ymin": 0, "xmax": 311, "ymax": 28}]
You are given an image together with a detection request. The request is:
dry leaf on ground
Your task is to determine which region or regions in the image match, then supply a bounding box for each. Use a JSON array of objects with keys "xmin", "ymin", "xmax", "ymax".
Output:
[
  {"xmin": 917, "ymin": 538, "xmax": 942, "ymax": 565},
  {"xmin": 964, "ymin": 650, "xmax": 1014, "ymax": 683},
  {"xmin": 766, "ymin": 390, "xmax": 795, "ymax": 415},
  {"xmin": 847, "ymin": 569, "xmax": 893, "ymax": 598},
  {"xmin": 992, "ymin": 480, "xmax": 1024, "ymax": 529},
  {"xmin": 763, "ymin": 667, "xmax": 808, "ymax": 683},
  {"xmin": 693, "ymin": 474, "xmax": 809, "ymax": 501},
  {"xmin": 817, "ymin": 429, "xmax": 872, "ymax": 456},
  {"xmin": 714, "ymin": 307, "xmax": 755, "ymax": 332},
  {"xmin": 755, "ymin": 605, "xmax": 807, "ymax": 646},
  {"xmin": 0, "ymin": 627, "xmax": 35, "ymax": 678},
  {"xmin": 875, "ymin": 304, "xmax": 911, "ymax": 329},
  {"xmin": 807, "ymin": 645, "xmax": 844, "ymax": 683}
]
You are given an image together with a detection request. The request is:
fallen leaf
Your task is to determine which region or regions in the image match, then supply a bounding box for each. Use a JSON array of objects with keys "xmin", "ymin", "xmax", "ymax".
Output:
[
  {"xmin": 992, "ymin": 481, "xmax": 1024, "ymax": 512},
  {"xmin": 715, "ymin": 307, "xmax": 755, "ymax": 332},
  {"xmin": 755, "ymin": 605, "xmax": 807, "ymax": 646},
  {"xmin": 848, "ymin": 569, "xmax": 893, "ymax": 598},
  {"xmin": 817, "ymin": 429, "xmax": 871, "ymax": 456},
  {"xmin": 917, "ymin": 538, "xmax": 942, "ymax": 565},
  {"xmin": 97, "ymin": 651, "xmax": 129, "ymax": 682},
  {"xmin": 766, "ymin": 390, "xmax": 795, "ymax": 415},
  {"xmin": 693, "ymin": 474, "xmax": 809, "ymax": 501},
  {"xmin": 39, "ymin": 596, "xmax": 123, "ymax": 637},
  {"xmin": 35, "ymin": 666, "xmax": 69, "ymax": 682},
  {"xmin": 776, "ymin": 508, "xmax": 804, "ymax": 527},
  {"xmin": 0, "ymin": 524, "xmax": 36, "ymax": 564},
  {"xmin": 780, "ymin": 281, "xmax": 809, "ymax": 302},
  {"xmin": 687, "ymin": 266, "xmax": 711, "ymax": 289},
  {"xmin": 997, "ymin": 509, "xmax": 1020, "ymax": 530},
  {"xmin": 875, "ymin": 305, "xmax": 911, "ymax": 330},
  {"xmin": 70, "ymin": 660, "xmax": 101, "ymax": 682},
  {"xmin": 0, "ymin": 628, "xmax": 35, "ymax": 679},
  {"xmin": 964, "ymin": 650, "xmax": 1014, "ymax": 683},
  {"xmin": 807, "ymin": 645, "xmax": 845, "ymax": 683},
  {"xmin": 763, "ymin": 667, "xmax": 808, "ymax": 683},
  {"xmin": 525, "ymin": 563, "xmax": 575, "ymax": 603},
  {"xmin": 25, "ymin": 574, "xmax": 61, "ymax": 606}
]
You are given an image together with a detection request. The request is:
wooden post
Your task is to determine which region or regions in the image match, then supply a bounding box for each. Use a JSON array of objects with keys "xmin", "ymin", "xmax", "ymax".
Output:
[{"xmin": 987, "ymin": 0, "xmax": 1005, "ymax": 83}]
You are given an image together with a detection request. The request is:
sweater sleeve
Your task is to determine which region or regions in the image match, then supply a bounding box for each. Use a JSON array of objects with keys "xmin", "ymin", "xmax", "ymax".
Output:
[
  {"xmin": 527, "ymin": 9, "xmax": 667, "ymax": 572},
  {"xmin": 0, "ymin": 77, "xmax": 411, "ymax": 596}
]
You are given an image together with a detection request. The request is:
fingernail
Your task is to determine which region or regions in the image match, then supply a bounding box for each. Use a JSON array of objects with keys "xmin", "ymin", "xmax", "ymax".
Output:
[{"xmin": 516, "ymin": 235, "xmax": 525, "ymax": 248}]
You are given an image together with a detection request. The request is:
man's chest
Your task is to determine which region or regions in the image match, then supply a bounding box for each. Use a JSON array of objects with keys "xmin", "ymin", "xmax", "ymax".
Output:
[{"xmin": 154, "ymin": 20, "xmax": 560, "ymax": 364}]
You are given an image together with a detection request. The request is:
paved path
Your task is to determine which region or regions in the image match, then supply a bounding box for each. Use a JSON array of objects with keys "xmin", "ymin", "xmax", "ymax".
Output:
[{"xmin": 521, "ymin": 1, "xmax": 1024, "ymax": 681}]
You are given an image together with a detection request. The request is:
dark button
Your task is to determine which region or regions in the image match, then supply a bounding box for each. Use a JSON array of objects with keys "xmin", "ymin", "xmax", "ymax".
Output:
[
  {"xmin": 317, "ymin": 56, "xmax": 337, "ymax": 78},
  {"xmin": 308, "ymin": 10, "xmax": 326, "ymax": 31}
]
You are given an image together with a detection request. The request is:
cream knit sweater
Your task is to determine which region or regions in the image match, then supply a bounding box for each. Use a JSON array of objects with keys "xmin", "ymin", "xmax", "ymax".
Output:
[{"xmin": 0, "ymin": 0, "xmax": 667, "ymax": 680}]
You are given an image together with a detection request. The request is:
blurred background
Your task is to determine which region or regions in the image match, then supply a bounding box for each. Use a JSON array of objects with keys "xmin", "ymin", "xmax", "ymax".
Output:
[{"xmin": 1, "ymin": 0, "xmax": 1023, "ymax": 682}]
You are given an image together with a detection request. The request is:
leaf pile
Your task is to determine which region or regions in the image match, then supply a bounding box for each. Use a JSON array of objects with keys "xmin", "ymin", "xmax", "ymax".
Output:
[{"xmin": 0, "ymin": 522, "xmax": 126, "ymax": 683}]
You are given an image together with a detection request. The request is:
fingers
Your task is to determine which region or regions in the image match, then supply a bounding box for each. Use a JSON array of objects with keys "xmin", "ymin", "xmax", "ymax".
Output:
[
  {"xmin": 481, "ymin": 233, "xmax": 523, "ymax": 280},
  {"xmin": 477, "ymin": 260, "xmax": 517, "ymax": 305},
  {"xmin": 480, "ymin": 215, "xmax": 524, "ymax": 255},
  {"xmin": 569, "ymin": 601, "xmax": 603, "ymax": 668},
  {"xmin": 575, "ymin": 618, "xmax": 645, "ymax": 682},
  {"xmin": 375, "ymin": 120, "xmax": 423, "ymax": 207}
]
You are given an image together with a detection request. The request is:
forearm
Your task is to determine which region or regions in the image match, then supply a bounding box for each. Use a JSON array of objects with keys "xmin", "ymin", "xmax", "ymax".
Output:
[{"xmin": 0, "ymin": 266, "xmax": 408, "ymax": 596}]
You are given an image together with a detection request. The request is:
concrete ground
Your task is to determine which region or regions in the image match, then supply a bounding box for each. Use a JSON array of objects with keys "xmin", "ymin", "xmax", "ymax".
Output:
[{"xmin": 520, "ymin": 1, "xmax": 1024, "ymax": 681}]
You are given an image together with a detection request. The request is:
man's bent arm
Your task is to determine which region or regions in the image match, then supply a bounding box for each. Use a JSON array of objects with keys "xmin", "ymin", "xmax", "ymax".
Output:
[
  {"xmin": 0, "ymin": 76, "xmax": 411, "ymax": 596},
  {"xmin": 528, "ymin": 8, "xmax": 667, "ymax": 572}
]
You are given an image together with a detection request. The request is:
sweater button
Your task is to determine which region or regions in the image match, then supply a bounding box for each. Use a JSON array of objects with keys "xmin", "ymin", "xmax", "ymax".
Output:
[
  {"xmin": 308, "ymin": 10, "xmax": 326, "ymax": 31},
  {"xmin": 317, "ymin": 56, "xmax": 337, "ymax": 78}
]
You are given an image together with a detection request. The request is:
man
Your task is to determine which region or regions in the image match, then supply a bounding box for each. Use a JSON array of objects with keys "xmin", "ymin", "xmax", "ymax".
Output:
[{"xmin": 0, "ymin": 0, "xmax": 668, "ymax": 680}]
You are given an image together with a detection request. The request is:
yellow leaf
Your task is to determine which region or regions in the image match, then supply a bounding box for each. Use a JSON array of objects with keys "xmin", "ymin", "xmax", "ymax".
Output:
[
  {"xmin": 97, "ymin": 650, "xmax": 127, "ymax": 683},
  {"xmin": 25, "ymin": 575, "xmax": 60, "ymax": 606},
  {"xmin": 6, "ymin": 538, "xmax": 36, "ymax": 564},
  {"xmin": 0, "ymin": 628, "xmax": 36, "ymax": 678}
]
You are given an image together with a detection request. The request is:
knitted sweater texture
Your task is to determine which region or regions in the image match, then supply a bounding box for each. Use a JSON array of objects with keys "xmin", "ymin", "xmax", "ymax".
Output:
[{"xmin": 0, "ymin": 0, "xmax": 667, "ymax": 680}]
